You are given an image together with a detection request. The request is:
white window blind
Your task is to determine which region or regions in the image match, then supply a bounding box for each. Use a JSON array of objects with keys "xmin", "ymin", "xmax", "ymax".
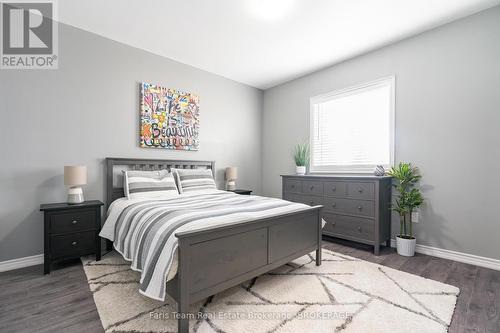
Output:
[{"xmin": 310, "ymin": 77, "xmax": 395, "ymax": 173}]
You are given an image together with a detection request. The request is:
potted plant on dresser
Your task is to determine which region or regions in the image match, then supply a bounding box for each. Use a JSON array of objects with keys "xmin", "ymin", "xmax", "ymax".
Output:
[
  {"xmin": 293, "ymin": 143, "xmax": 309, "ymax": 175},
  {"xmin": 388, "ymin": 162, "xmax": 424, "ymax": 256}
]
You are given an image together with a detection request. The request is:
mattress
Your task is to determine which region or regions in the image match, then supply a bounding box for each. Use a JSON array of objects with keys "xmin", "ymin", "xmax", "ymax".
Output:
[{"xmin": 99, "ymin": 190, "xmax": 311, "ymax": 300}]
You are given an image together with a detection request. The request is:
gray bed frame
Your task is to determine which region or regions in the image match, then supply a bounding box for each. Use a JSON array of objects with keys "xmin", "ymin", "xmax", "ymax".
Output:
[{"xmin": 104, "ymin": 157, "xmax": 323, "ymax": 333}]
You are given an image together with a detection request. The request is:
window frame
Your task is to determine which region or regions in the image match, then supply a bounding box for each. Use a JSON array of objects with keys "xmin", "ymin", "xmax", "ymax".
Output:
[{"xmin": 309, "ymin": 75, "xmax": 396, "ymax": 174}]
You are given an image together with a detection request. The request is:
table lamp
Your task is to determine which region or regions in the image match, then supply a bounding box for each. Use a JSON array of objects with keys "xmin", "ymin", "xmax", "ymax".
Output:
[
  {"xmin": 225, "ymin": 167, "xmax": 237, "ymax": 191},
  {"xmin": 64, "ymin": 165, "xmax": 87, "ymax": 204}
]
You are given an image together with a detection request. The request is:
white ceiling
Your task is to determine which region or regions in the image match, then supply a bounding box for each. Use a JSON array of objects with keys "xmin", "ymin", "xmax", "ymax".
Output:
[{"xmin": 58, "ymin": 0, "xmax": 500, "ymax": 89}]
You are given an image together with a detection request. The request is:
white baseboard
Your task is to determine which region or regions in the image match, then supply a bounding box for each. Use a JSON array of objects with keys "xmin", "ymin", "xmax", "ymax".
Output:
[
  {"xmin": 389, "ymin": 239, "xmax": 500, "ymax": 271},
  {"xmin": 0, "ymin": 254, "xmax": 44, "ymax": 272},
  {"xmin": 2, "ymin": 241, "xmax": 500, "ymax": 273}
]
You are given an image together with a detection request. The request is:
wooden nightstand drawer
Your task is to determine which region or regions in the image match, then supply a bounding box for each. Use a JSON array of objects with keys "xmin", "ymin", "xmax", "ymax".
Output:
[
  {"xmin": 50, "ymin": 210, "xmax": 96, "ymax": 234},
  {"xmin": 50, "ymin": 231, "xmax": 96, "ymax": 258}
]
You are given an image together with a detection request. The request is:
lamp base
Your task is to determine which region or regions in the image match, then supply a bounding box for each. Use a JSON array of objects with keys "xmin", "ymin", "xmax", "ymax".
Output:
[
  {"xmin": 68, "ymin": 187, "xmax": 84, "ymax": 204},
  {"xmin": 226, "ymin": 181, "xmax": 236, "ymax": 191}
]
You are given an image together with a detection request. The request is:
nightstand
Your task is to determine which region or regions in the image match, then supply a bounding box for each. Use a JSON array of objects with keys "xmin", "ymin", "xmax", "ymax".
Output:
[
  {"xmin": 40, "ymin": 200, "xmax": 103, "ymax": 274},
  {"xmin": 228, "ymin": 189, "xmax": 252, "ymax": 195}
]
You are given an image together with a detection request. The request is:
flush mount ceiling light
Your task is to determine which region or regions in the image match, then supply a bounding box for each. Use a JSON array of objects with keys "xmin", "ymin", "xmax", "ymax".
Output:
[{"xmin": 246, "ymin": 0, "xmax": 296, "ymax": 20}]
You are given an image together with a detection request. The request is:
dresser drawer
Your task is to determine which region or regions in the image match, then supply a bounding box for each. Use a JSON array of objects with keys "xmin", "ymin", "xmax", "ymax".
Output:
[
  {"xmin": 50, "ymin": 209, "xmax": 96, "ymax": 234},
  {"xmin": 284, "ymin": 193, "xmax": 324, "ymax": 207},
  {"xmin": 302, "ymin": 181, "xmax": 323, "ymax": 196},
  {"xmin": 324, "ymin": 181, "xmax": 347, "ymax": 197},
  {"xmin": 324, "ymin": 198, "xmax": 375, "ymax": 217},
  {"xmin": 347, "ymin": 182, "xmax": 375, "ymax": 200},
  {"xmin": 322, "ymin": 213, "xmax": 374, "ymax": 241},
  {"xmin": 284, "ymin": 179, "xmax": 302, "ymax": 193},
  {"xmin": 50, "ymin": 231, "xmax": 96, "ymax": 258}
]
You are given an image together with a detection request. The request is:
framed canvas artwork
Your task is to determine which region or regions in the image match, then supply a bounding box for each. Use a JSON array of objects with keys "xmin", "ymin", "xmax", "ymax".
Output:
[{"xmin": 139, "ymin": 82, "xmax": 200, "ymax": 151}]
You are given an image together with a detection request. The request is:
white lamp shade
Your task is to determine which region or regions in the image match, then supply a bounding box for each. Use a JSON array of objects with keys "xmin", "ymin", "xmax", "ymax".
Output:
[
  {"xmin": 64, "ymin": 165, "xmax": 87, "ymax": 186},
  {"xmin": 225, "ymin": 167, "xmax": 238, "ymax": 180}
]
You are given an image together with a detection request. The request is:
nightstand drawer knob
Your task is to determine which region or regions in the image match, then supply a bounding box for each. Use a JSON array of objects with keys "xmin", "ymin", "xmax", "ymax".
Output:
[
  {"xmin": 332, "ymin": 186, "xmax": 336, "ymax": 191},
  {"xmin": 72, "ymin": 241, "xmax": 78, "ymax": 246},
  {"xmin": 332, "ymin": 202, "xmax": 336, "ymax": 207},
  {"xmin": 358, "ymin": 188, "xmax": 363, "ymax": 193},
  {"xmin": 72, "ymin": 220, "xmax": 77, "ymax": 224},
  {"xmin": 310, "ymin": 186, "xmax": 314, "ymax": 190},
  {"xmin": 358, "ymin": 206, "xmax": 363, "ymax": 211},
  {"xmin": 357, "ymin": 227, "xmax": 362, "ymax": 232},
  {"xmin": 309, "ymin": 201, "xmax": 314, "ymax": 205}
]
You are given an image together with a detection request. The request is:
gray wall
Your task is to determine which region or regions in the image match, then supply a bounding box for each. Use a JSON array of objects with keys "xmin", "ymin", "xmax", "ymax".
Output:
[
  {"xmin": 2, "ymin": 7, "xmax": 499, "ymax": 264},
  {"xmin": 262, "ymin": 7, "xmax": 500, "ymax": 260},
  {"xmin": 0, "ymin": 24, "xmax": 263, "ymax": 262}
]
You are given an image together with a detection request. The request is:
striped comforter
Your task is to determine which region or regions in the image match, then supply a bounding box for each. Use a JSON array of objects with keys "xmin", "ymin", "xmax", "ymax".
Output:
[{"xmin": 99, "ymin": 190, "xmax": 311, "ymax": 301}]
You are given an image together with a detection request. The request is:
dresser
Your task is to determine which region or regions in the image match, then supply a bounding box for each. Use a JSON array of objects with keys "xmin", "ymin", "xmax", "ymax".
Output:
[
  {"xmin": 282, "ymin": 175, "xmax": 392, "ymax": 255},
  {"xmin": 40, "ymin": 200, "xmax": 103, "ymax": 274}
]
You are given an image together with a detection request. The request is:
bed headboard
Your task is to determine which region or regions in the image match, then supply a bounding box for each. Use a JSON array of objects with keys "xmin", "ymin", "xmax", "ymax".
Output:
[{"xmin": 105, "ymin": 157, "xmax": 215, "ymax": 209}]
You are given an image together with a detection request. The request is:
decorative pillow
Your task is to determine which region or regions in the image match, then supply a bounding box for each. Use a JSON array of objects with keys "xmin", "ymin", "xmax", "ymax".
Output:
[
  {"xmin": 123, "ymin": 169, "xmax": 179, "ymax": 199},
  {"xmin": 173, "ymin": 168, "xmax": 216, "ymax": 193}
]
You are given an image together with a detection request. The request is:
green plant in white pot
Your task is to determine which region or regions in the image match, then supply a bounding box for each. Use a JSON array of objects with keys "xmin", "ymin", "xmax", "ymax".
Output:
[
  {"xmin": 388, "ymin": 162, "xmax": 424, "ymax": 256},
  {"xmin": 293, "ymin": 143, "xmax": 309, "ymax": 175}
]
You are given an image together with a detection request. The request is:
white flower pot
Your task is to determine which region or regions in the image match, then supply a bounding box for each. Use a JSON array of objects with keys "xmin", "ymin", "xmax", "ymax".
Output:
[
  {"xmin": 396, "ymin": 236, "xmax": 416, "ymax": 257},
  {"xmin": 296, "ymin": 166, "xmax": 306, "ymax": 175}
]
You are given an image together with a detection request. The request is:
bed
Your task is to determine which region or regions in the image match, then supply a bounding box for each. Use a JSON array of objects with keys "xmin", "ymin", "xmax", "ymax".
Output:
[{"xmin": 101, "ymin": 157, "xmax": 323, "ymax": 333}]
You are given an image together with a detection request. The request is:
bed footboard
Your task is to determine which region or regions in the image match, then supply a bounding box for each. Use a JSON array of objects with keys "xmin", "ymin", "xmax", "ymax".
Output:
[{"xmin": 172, "ymin": 206, "xmax": 322, "ymax": 333}]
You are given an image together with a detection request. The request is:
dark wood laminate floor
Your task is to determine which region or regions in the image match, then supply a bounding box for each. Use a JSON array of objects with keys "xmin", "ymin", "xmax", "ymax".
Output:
[{"xmin": 1, "ymin": 238, "xmax": 499, "ymax": 333}]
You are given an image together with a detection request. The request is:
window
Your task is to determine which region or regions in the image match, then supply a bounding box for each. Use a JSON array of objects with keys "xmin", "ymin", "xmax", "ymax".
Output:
[{"xmin": 310, "ymin": 76, "xmax": 395, "ymax": 173}]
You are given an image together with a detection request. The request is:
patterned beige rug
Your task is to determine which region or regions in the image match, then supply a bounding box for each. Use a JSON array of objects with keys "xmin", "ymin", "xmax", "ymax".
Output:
[{"xmin": 82, "ymin": 249, "xmax": 459, "ymax": 333}]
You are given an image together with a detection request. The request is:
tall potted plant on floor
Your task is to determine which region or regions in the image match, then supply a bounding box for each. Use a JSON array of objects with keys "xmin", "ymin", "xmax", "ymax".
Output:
[
  {"xmin": 388, "ymin": 162, "xmax": 424, "ymax": 256},
  {"xmin": 293, "ymin": 143, "xmax": 309, "ymax": 175}
]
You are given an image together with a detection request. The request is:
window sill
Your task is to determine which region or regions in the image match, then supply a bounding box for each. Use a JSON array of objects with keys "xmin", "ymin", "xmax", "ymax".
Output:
[{"xmin": 309, "ymin": 170, "xmax": 383, "ymax": 175}]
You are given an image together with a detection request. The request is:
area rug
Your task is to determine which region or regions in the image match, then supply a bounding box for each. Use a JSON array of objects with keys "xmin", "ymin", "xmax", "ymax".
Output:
[{"xmin": 81, "ymin": 249, "xmax": 459, "ymax": 333}]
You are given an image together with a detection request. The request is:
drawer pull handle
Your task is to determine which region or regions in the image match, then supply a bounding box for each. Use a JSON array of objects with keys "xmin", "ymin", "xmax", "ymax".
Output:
[
  {"xmin": 357, "ymin": 206, "xmax": 363, "ymax": 211},
  {"xmin": 71, "ymin": 241, "xmax": 78, "ymax": 246},
  {"xmin": 332, "ymin": 186, "xmax": 336, "ymax": 191},
  {"xmin": 310, "ymin": 186, "xmax": 314, "ymax": 190},
  {"xmin": 357, "ymin": 227, "xmax": 362, "ymax": 232},
  {"xmin": 358, "ymin": 188, "xmax": 363, "ymax": 193},
  {"xmin": 309, "ymin": 201, "xmax": 314, "ymax": 205},
  {"xmin": 72, "ymin": 220, "xmax": 77, "ymax": 224},
  {"xmin": 332, "ymin": 222, "xmax": 336, "ymax": 226},
  {"xmin": 332, "ymin": 202, "xmax": 336, "ymax": 207}
]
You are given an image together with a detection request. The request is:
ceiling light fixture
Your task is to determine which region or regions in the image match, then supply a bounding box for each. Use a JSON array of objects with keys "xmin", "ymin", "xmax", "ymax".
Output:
[{"xmin": 246, "ymin": 0, "xmax": 296, "ymax": 21}]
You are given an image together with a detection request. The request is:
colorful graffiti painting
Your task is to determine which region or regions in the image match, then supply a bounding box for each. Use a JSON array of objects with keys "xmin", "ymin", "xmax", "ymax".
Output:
[{"xmin": 140, "ymin": 82, "xmax": 200, "ymax": 151}]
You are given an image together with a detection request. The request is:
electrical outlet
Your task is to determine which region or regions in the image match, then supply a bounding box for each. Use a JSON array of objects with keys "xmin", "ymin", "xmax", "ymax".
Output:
[{"xmin": 411, "ymin": 211, "xmax": 419, "ymax": 223}]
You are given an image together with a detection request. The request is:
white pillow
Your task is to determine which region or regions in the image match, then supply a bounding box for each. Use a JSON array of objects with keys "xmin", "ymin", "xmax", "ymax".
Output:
[
  {"xmin": 123, "ymin": 170, "xmax": 179, "ymax": 199},
  {"xmin": 173, "ymin": 168, "xmax": 216, "ymax": 193}
]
